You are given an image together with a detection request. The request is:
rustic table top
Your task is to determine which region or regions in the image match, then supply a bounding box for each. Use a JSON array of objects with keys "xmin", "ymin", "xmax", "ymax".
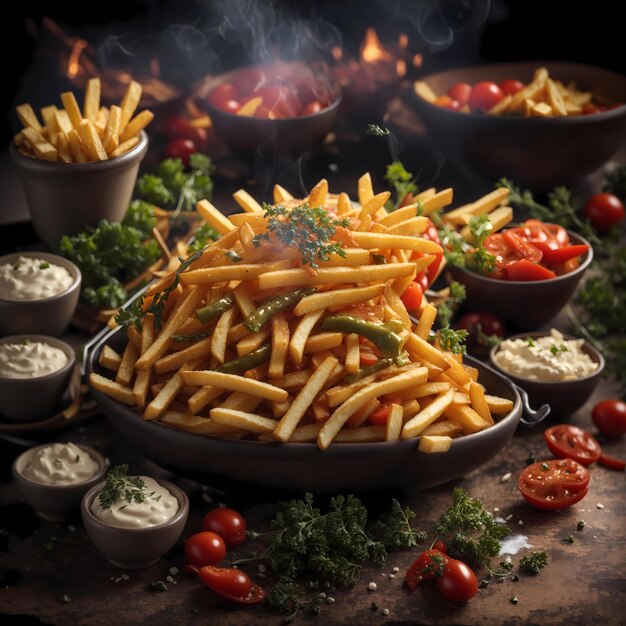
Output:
[{"xmin": 1, "ymin": 110, "xmax": 625, "ymax": 626}]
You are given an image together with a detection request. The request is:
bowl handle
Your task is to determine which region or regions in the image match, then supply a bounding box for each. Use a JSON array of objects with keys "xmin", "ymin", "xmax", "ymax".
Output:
[{"xmin": 513, "ymin": 383, "xmax": 551, "ymax": 427}]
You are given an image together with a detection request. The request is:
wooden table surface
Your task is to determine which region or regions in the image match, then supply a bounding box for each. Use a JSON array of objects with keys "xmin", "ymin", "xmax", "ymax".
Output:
[{"xmin": 1, "ymin": 109, "xmax": 625, "ymax": 625}]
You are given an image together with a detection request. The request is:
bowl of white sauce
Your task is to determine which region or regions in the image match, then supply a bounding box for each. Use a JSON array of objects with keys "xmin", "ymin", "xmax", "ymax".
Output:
[
  {"xmin": 0, "ymin": 334, "xmax": 76, "ymax": 421},
  {"xmin": 0, "ymin": 251, "xmax": 81, "ymax": 337},
  {"xmin": 81, "ymin": 465, "xmax": 189, "ymax": 569},
  {"xmin": 12, "ymin": 441, "xmax": 108, "ymax": 521},
  {"xmin": 489, "ymin": 329, "xmax": 605, "ymax": 418}
]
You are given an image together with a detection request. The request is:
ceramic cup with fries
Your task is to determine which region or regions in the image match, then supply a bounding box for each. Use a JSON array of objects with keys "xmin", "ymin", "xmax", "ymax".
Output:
[
  {"xmin": 88, "ymin": 175, "xmax": 521, "ymax": 488},
  {"xmin": 10, "ymin": 78, "xmax": 152, "ymax": 246}
]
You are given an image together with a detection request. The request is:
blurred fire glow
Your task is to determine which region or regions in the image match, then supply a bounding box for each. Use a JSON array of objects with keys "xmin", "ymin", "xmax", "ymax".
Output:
[{"xmin": 360, "ymin": 27, "xmax": 392, "ymax": 63}]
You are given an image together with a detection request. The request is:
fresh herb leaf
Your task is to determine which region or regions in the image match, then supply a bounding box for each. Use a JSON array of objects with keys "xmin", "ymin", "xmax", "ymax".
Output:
[
  {"xmin": 253, "ymin": 204, "xmax": 349, "ymax": 269},
  {"xmin": 188, "ymin": 223, "xmax": 219, "ymax": 253},
  {"xmin": 525, "ymin": 337, "xmax": 536, "ymax": 347},
  {"xmin": 577, "ymin": 520, "xmax": 585, "ymax": 530},
  {"xmin": 366, "ymin": 124, "xmax": 389, "ymax": 136},
  {"xmin": 519, "ymin": 551, "xmax": 548, "ymax": 574},
  {"xmin": 563, "ymin": 534, "xmax": 575, "ymax": 544},
  {"xmin": 148, "ymin": 580, "xmax": 168, "ymax": 592},
  {"xmin": 465, "ymin": 247, "xmax": 498, "ymax": 274},
  {"xmin": 437, "ymin": 327, "xmax": 468, "ymax": 355},
  {"xmin": 98, "ymin": 464, "xmax": 149, "ymax": 510},
  {"xmin": 434, "ymin": 487, "xmax": 509, "ymax": 566},
  {"xmin": 75, "ymin": 454, "xmax": 80, "ymax": 463},
  {"xmin": 39, "ymin": 261, "xmax": 50, "ymax": 270},
  {"xmin": 468, "ymin": 215, "xmax": 493, "ymax": 246},
  {"xmin": 59, "ymin": 594, "xmax": 72, "ymax": 604},
  {"xmin": 384, "ymin": 161, "xmax": 419, "ymax": 211},
  {"xmin": 372, "ymin": 499, "xmax": 427, "ymax": 550}
]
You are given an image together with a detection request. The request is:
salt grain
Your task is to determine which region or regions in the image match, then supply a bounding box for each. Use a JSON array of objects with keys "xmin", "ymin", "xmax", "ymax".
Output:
[
  {"xmin": 202, "ymin": 493, "xmax": 213, "ymax": 504},
  {"xmin": 506, "ymin": 514, "xmax": 514, "ymax": 521},
  {"xmin": 388, "ymin": 574, "xmax": 395, "ymax": 579},
  {"xmin": 596, "ymin": 503, "xmax": 604, "ymax": 509},
  {"xmin": 382, "ymin": 608, "xmax": 390, "ymax": 616},
  {"xmin": 518, "ymin": 520, "xmax": 524, "ymax": 526},
  {"xmin": 392, "ymin": 567, "xmax": 399, "ymax": 573},
  {"xmin": 169, "ymin": 566, "xmax": 179, "ymax": 576},
  {"xmin": 368, "ymin": 582, "xmax": 377, "ymax": 591},
  {"xmin": 327, "ymin": 597, "xmax": 335, "ymax": 604},
  {"xmin": 121, "ymin": 574, "xmax": 129, "ymax": 581},
  {"xmin": 258, "ymin": 564, "xmax": 267, "ymax": 573},
  {"xmin": 500, "ymin": 472, "xmax": 512, "ymax": 483},
  {"xmin": 166, "ymin": 576, "xmax": 174, "ymax": 583}
]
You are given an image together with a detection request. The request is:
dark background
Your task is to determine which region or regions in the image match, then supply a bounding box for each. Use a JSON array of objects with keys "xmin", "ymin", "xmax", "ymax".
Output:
[{"xmin": 1, "ymin": 0, "xmax": 623, "ymax": 144}]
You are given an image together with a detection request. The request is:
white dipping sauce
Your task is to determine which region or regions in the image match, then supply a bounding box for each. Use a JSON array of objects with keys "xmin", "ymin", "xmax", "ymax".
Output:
[
  {"xmin": 0, "ymin": 256, "xmax": 73, "ymax": 301},
  {"xmin": 23, "ymin": 442, "xmax": 99, "ymax": 486},
  {"xmin": 0, "ymin": 341, "xmax": 68, "ymax": 379},
  {"xmin": 91, "ymin": 476, "xmax": 179, "ymax": 529},
  {"xmin": 493, "ymin": 329, "xmax": 598, "ymax": 382}
]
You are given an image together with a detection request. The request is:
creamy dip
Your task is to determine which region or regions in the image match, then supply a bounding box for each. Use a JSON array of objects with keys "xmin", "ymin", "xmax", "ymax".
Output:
[
  {"xmin": 23, "ymin": 442, "xmax": 100, "ymax": 485},
  {"xmin": 493, "ymin": 329, "xmax": 598, "ymax": 382},
  {"xmin": 0, "ymin": 340, "xmax": 68, "ymax": 379},
  {"xmin": 0, "ymin": 256, "xmax": 73, "ymax": 300},
  {"xmin": 91, "ymin": 476, "xmax": 179, "ymax": 529}
]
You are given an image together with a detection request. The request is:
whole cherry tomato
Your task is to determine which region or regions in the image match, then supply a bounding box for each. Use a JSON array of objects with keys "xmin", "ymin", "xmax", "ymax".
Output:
[
  {"xmin": 468, "ymin": 81, "xmax": 504, "ymax": 111},
  {"xmin": 203, "ymin": 508, "xmax": 247, "ymax": 547},
  {"xmin": 165, "ymin": 138, "xmax": 197, "ymax": 165},
  {"xmin": 447, "ymin": 82, "xmax": 472, "ymax": 106},
  {"xmin": 584, "ymin": 193, "xmax": 625, "ymax": 233},
  {"xmin": 162, "ymin": 117, "xmax": 208, "ymax": 149},
  {"xmin": 406, "ymin": 549, "xmax": 449, "ymax": 590},
  {"xmin": 436, "ymin": 559, "xmax": 478, "ymax": 603},
  {"xmin": 184, "ymin": 531, "xmax": 226, "ymax": 567},
  {"xmin": 208, "ymin": 83, "xmax": 238, "ymax": 108},
  {"xmin": 301, "ymin": 100, "xmax": 324, "ymax": 115},
  {"xmin": 233, "ymin": 68, "xmax": 266, "ymax": 96},
  {"xmin": 255, "ymin": 85, "xmax": 301, "ymax": 118},
  {"xmin": 196, "ymin": 566, "xmax": 265, "ymax": 604},
  {"xmin": 518, "ymin": 458, "xmax": 590, "ymax": 510},
  {"xmin": 455, "ymin": 311, "xmax": 505, "ymax": 355},
  {"xmin": 401, "ymin": 281, "xmax": 423, "ymax": 311},
  {"xmin": 219, "ymin": 100, "xmax": 242, "ymax": 114},
  {"xmin": 592, "ymin": 399, "xmax": 626, "ymax": 437},
  {"xmin": 500, "ymin": 79, "xmax": 525, "ymax": 96},
  {"xmin": 544, "ymin": 424, "xmax": 602, "ymax": 466}
]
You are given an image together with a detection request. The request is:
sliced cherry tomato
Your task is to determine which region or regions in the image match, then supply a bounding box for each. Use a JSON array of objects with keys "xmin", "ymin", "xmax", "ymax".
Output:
[
  {"xmin": 436, "ymin": 559, "xmax": 478, "ymax": 603},
  {"xmin": 203, "ymin": 508, "xmax": 247, "ymax": 548},
  {"xmin": 301, "ymin": 100, "xmax": 324, "ymax": 115},
  {"xmin": 165, "ymin": 138, "xmax": 197, "ymax": 165},
  {"xmin": 415, "ymin": 219, "xmax": 443, "ymax": 285},
  {"xmin": 500, "ymin": 79, "xmax": 525, "ymax": 96},
  {"xmin": 521, "ymin": 220, "xmax": 569, "ymax": 246},
  {"xmin": 406, "ymin": 549, "xmax": 449, "ymax": 590},
  {"xmin": 197, "ymin": 566, "xmax": 265, "ymax": 604},
  {"xmin": 599, "ymin": 453, "xmax": 626, "ymax": 471},
  {"xmin": 208, "ymin": 83, "xmax": 238, "ymax": 108},
  {"xmin": 518, "ymin": 459, "xmax": 590, "ymax": 510},
  {"xmin": 506, "ymin": 259, "xmax": 557, "ymax": 281},
  {"xmin": 544, "ymin": 424, "xmax": 602, "ymax": 466},
  {"xmin": 447, "ymin": 82, "xmax": 472, "ymax": 106},
  {"xmin": 468, "ymin": 81, "xmax": 504, "ymax": 112},
  {"xmin": 415, "ymin": 270, "xmax": 429, "ymax": 291},
  {"xmin": 255, "ymin": 85, "xmax": 301, "ymax": 118},
  {"xmin": 360, "ymin": 350, "xmax": 379, "ymax": 367},
  {"xmin": 483, "ymin": 232, "xmax": 513, "ymax": 267},
  {"xmin": 401, "ymin": 281, "xmax": 423, "ymax": 311},
  {"xmin": 455, "ymin": 311, "xmax": 505, "ymax": 355},
  {"xmin": 434, "ymin": 95, "xmax": 453, "ymax": 108},
  {"xmin": 584, "ymin": 193, "xmax": 625, "ymax": 232},
  {"xmin": 582, "ymin": 103, "xmax": 607, "ymax": 115},
  {"xmin": 592, "ymin": 399, "xmax": 626, "ymax": 437},
  {"xmin": 531, "ymin": 242, "xmax": 589, "ymax": 265},
  {"xmin": 184, "ymin": 531, "xmax": 227, "ymax": 566},
  {"xmin": 502, "ymin": 231, "xmax": 543, "ymax": 264},
  {"xmin": 369, "ymin": 404, "xmax": 391, "ymax": 426}
]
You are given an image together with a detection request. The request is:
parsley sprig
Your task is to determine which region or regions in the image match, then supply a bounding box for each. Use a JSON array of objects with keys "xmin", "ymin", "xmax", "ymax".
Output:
[
  {"xmin": 519, "ymin": 551, "xmax": 548, "ymax": 575},
  {"xmin": 98, "ymin": 464, "xmax": 153, "ymax": 510},
  {"xmin": 384, "ymin": 161, "xmax": 419, "ymax": 211},
  {"xmin": 253, "ymin": 204, "xmax": 349, "ymax": 269}
]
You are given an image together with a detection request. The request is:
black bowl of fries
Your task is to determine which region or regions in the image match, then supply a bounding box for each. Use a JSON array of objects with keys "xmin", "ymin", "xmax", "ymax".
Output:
[
  {"xmin": 412, "ymin": 61, "xmax": 626, "ymax": 189},
  {"xmin": 88, "ymin": 327, "xmax": 522, "ymax": 492}
]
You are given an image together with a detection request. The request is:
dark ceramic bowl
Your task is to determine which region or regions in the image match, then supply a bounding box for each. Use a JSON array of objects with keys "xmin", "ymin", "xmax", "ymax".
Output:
[
  {"xmin": 489, "ymin": 331, "xmax": 604, "ymax": 419},
  {"xmin": 447, "ymin": 230, "xmax": 593, "ymax": 330},
  {"xmin": 81, "ymin": 477, "xmax": 189, "ymax": 569},
  {"xmin": 0, "ymin": 252, "xmax": 81, "ymax": 337},
  {"xmin": 9, "ymin": 131, "xmax": 148, "ymax": 246},
  {"xmin": 87, "ymin": 328, "xmax": 522, "ymax": 492},
  {"xmin": 413, "ymin": 62, "xmax": 626, "ymax": 189},
  {"xmin": 196, "ymin": 64, "xmax": 341, "ymax": 157},
  {"xmin": 12, "ymin": 443, "xmax": 108, "ymax": 521},
  {"xmin": 0, "ymin": 334, "xmax": 76, "ymax": 422}
]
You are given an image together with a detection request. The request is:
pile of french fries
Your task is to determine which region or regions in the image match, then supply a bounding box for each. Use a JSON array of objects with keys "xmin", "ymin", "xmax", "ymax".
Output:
[
  {"xmin": 14, "ymin": 78, "xmax": 153, "ymax": 162},
  {"xmin": 416, "ymin": 66, "xmax": 607, "ymax": 118},
  {"xmin": 90, "ymin": 176, "xmax": 514, "ymax": 452}
]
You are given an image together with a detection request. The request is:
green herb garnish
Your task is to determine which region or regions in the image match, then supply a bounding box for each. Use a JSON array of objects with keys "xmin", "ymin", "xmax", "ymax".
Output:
[
  {"xmin": 437, "ymin": 327, "xmax": 468, "ymax": 355},
  {"xmin": 13, "ymin": 263, "xmax": 21, "ymax": 271},
  {"xmin": 253, "ymin": 204, "xmax": 349, "ymax": 269},
  {"xmin": 541, "ymin": 463, "xmax": 549, "ymax": 471},
  {"xmin": 468, "ymin": 214, "xmax": 493, "ymax": 246},
  {"xmin": 366, "ymin": 124, "xmax": 390, "ymax": 136},
  {"xmin": 519, "ymin": 551, "xmax": 548, "ymax": 574},
  {"xmin": 60, "ymin": 594, "xmax": 72, "ymax": 604},
  {"xmin": 75, "ymin": 454, "xmax": 80, "ymax": 463},
  {"xmin": 148, "ymin": 580, "xmax": 168, "ymax": 592},
  {"xmin": 98, "ymin": 464, "xmax": 150, "ymax": 510},
  {"xmin": 39, "ymin": 261, "xmax": 50, "ymax": 270},
  {"xmin": 188, "ymin": 223, "xmax": 219, "ymax": 253},
  {"xmin": 525, "ymin": 338, "xmax": 536, "ymax": 347},
  {"xmin": 563, "ymin": 534, "xmax": 575, "ymax": 544},
  {"xmin": 384, "ymin": 161, "xmax": 419, "ymax": 211},
  {"xmin": 577, "ymin": 520, "xmax": 585, "ymax": 530}
]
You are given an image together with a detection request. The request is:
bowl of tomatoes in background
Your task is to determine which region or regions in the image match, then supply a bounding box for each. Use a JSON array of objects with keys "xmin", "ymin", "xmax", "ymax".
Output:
[
  {"xmin": 412, "ymin": 61, "xmax": 626, "ymax": 189},
  {"xmin": 447, "ymin": 220, "xmax": 594, "ymax": 329},
  {"xmin": 193, "ymin": 62, "xmax": 341, "ymax": 157}
]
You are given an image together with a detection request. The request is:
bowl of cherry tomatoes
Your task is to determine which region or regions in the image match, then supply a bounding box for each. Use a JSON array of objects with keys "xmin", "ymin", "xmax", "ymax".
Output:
[
  {"xmin": 412, "ymin": 61, "xmax": 626, "ymax": 189},
  {"xmin": 447, "ymin": 220, "xmax": 594, "ymax": 329},
  {"xmin": 195, "ymin": 62, "xmax": 341, "ymax": 157}
]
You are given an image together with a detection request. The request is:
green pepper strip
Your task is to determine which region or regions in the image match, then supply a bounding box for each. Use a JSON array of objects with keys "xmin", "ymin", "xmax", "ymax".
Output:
[
  {"xmin": 196, "ymin": 295, "xmax": 234, "ymax": 323},
  {"xmin": 217, "ymin": 344, "xmax": 271, "ymax": 375},
  {"xmin": 171, "ymin": 331, "xmax": 211, "ymax": 343},
  {"xmin": 320, "ymin": 315, "xmax": 404, "ymax": 358},
  {"xmin": 244, "ymin": 288, "xmax": 316, "ymax": 333},
  {"xmin": 344, "ymin": 358, "xmax": 394, "ymax": 385}
]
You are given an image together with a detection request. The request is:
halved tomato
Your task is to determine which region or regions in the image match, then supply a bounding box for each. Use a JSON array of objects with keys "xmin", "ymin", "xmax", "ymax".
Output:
[{"xmin": 544, "ymin": 425, "xmax": 601, "ymax": 466}]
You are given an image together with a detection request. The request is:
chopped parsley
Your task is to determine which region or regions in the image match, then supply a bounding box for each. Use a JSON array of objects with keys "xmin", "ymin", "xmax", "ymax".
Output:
[
  {"xmin": 437, "ymin": 327, "xmax": 468, "ymax": 355},
  {"xmin": 39, "ymin": 261, "xmax": 50, "ymax": 270},
  {"xmin": 188, "ymin": 223, "xmax": 219, "ymax": 253},
  {"xmin": 148, "ymin": 580, "xmax": 168, "ymax": 592},
  {"xmin": 75, "ymin": 454, "xmax": 80, "ymax": 463},
  {"xmin": 366, "ymin": 124, "xmax": 390, "ymax": 136},
  {"xmin": 550, "ymin": 344, "xmax": 568, "ymax": 355},
  {"xmin": 563, "ymin": 534, "xmax": 575, "ymax": 544},
  {"xmin": 467, "ymin": 214, "xmax": 493, "ymax": 246},
  {"xmin": 384, "ymin": 161, "xmax": 419, "ymax": 211},
  {"xmin": 577, "ymin": 520, "xmax": 585, "ymax": 531},
  {"xmin": 97, "ymin": 464, "xmax": 153, "ymax": 510},
  {"xmin": 524, "ymin": 338, "xmax": 536, "ymax": 347},
  {"xmin": 519, "ymin": 551, "xmax": 548, "ymax": 575}
]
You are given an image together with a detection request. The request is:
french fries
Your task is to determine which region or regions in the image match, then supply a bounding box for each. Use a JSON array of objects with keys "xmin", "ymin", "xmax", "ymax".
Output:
[
  {"xmin": 14, "ymin": 78, "xmax": 152, "ymax": 162},
  {"xmin": 90, "ymin": 177, "xmax": 514, "ymax": 451}
]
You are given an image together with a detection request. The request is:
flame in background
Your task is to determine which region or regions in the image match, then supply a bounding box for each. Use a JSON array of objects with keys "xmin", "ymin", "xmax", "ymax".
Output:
[{"xmin": 360, "ymin": 27, "xmax": 392, "ymax": 63}]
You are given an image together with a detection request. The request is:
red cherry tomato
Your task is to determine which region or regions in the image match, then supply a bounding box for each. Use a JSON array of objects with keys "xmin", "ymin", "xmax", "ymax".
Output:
[
  {"xmin": 184, "ymin": 531, "xmax": 226, "ymax": 567},
  {"xmin": 598, "ymin": 453, "xmax": 626, "ymax": 471},
  {"xmin": 518, "ymin": 459, "xmax": 590, "ymax": 510},
  {"xmin": 592, "ymin": 399, "xmax": 626, "ymax": 437},
  {"xmin": 219, "ymin": 100, "xmax": 242, "ymax": 114},
  {"xmin": 584, "ymin": 193, "xmax": 625, "ymax": 233},
  {"xmin": 208, "ymin": 83, "xmax": 238, "ymax": 108},
  {"xmin": 582, "ymin": 103, "xmax": 607, "ymax": 115},
  {"xmin": 502, "ymin": 231, "xmax": 543, "ymax": 264},
  {"xmin": 436, "ymin": 559, "xmax": 478, "ymax": 603},
  {"xmin": 255, "ymin": 85, "xmax": 301, "ymax": 118},
  {"xmin": 432, "ymin": 540, "xmax": 447, "ymax": 554},
  {"xmin": 164, "ymin": 138, "xmax": 197, "ymax": 165},
  {"xmin": 455, "ymin": 311, "xmax": 505, "ymax": 354},
  {"xmin": 359, "ymin": 350, "xmax": 379, "ymax": 367},
  {"xmin": 399, "ymin": 193, "xmax": 414, "ymax": 208},
  {"xmin": 233, "ymin": 68, "xmax": 266, "ymax": 96},
  {"xmin": 531, "ymin": 242, "xmax": 589, "ymax": 265},
  {"xmin": 406, "ymin": 549, "xmax": 449, "ymax": 590},
  {"xmin": 414, "ymin": 219, "xmax": 443, "ymax": 285},
  {"xmin": 500, "ymin": 79, "xmax": 525, "ymax": 96},
  {"xmin": 202, "ymin": 508, "xmax": 247, "ymax": 548},
  {"xmin": 468, "ymin": 81, "xmax": 504, "ymax": 112},
  {"xmin": 447, "ymin": 82, "xmax": 472, "ymax": 106},
  {"xmin": 197, "ymin": 566, "xmax": 265, "ymax": 604},
  {"xmin": 544, "ymin": 424, "xmax": 602, "ymax": 466},
  {"xmin": 401, "ymin": 281, "xmax": 423, "ymax": 311},
  {"xmin": 301, "ymin": 100, "xmax": 324, "ymax": 116},
  {"xmin": 163, "ymin": 117, "xmax": 208, "ymax": 149},
  {"xmin": 522, "ymin": 219, "xmax": 569, "ymax": 246},
  {"xmin": 506, "ymin": 259, "xmax": 557, "ymax": 281}
]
